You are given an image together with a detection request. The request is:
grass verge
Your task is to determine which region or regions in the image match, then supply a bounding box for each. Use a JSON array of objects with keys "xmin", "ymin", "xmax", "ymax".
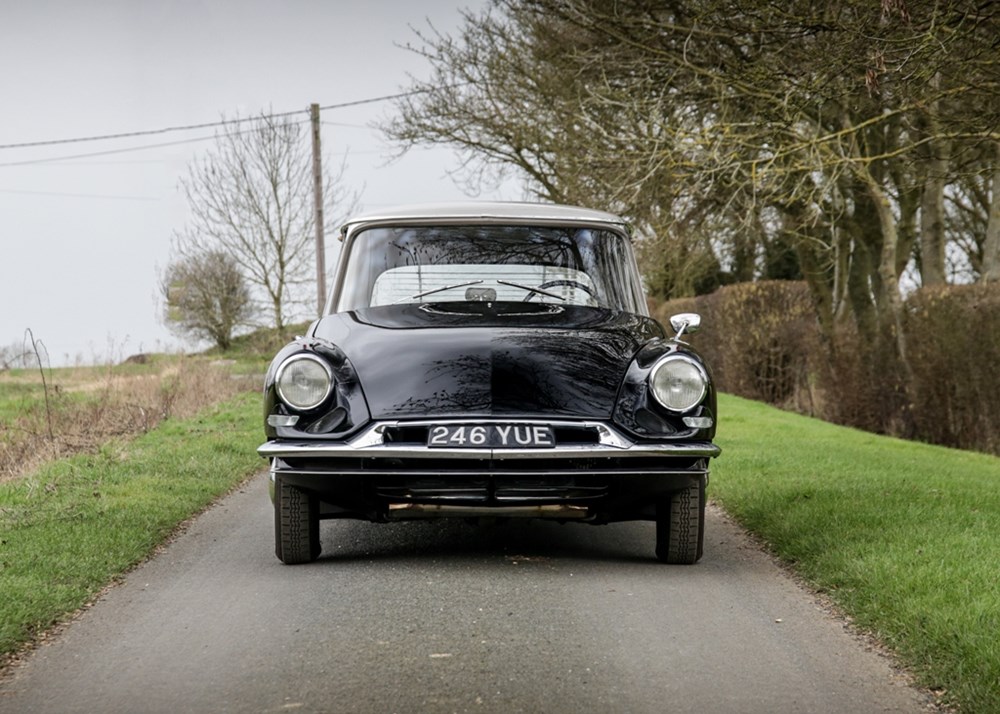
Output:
[
  {"xmin": 0, "ymin": 392, "xmax": 262, "ymax": 659},
  {"xmin": 712, "ymin": 393, "xmax": 1000, "ymax": 713}
]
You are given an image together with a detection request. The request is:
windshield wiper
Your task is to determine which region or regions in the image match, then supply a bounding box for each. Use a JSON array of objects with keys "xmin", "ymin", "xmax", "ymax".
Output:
[
  {"xmin": 402, "ymin": 279, "xmax": 484, "ymax": 302},
  {"xmin": 495, "ymin": 279, "xmax": 566, "ymax": 301}
]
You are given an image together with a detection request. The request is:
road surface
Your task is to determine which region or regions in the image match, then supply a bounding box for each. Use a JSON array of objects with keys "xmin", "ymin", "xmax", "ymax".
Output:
[{"xmin": 0, "ymin": 472, "xmax": 936, "ymax": 713}]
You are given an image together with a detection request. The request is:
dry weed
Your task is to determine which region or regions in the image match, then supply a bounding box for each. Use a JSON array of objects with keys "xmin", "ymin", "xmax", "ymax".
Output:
[{"xmin": 0, "ymin": 357, "xmax": 258, "ymax": 482}]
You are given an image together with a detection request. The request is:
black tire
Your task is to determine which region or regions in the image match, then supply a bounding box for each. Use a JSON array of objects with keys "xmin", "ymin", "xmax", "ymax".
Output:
[
  {"xmin": 274, "ymin": 476, "xmax": 321, "ymax": 564},
  {"xmin": 655, "ymin": 475, "xmax": 706, "ymax": 564}
]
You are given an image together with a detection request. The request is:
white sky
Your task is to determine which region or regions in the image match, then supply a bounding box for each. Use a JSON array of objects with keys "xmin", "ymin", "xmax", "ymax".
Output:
[{"xmin": 0, "ymin": 0, "xmax": 519, "ymax": 365}]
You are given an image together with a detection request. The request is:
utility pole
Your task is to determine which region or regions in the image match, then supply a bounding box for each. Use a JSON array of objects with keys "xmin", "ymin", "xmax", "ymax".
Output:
[{"xmin": 310, "ymin": 103, "xmax": 326, "ymax": 317}]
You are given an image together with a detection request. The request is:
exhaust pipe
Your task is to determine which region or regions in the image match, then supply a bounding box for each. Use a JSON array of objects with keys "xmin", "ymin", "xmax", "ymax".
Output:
[{"xmin": 387, "ymin": 503, "xmax": 590, "ymax": 519}]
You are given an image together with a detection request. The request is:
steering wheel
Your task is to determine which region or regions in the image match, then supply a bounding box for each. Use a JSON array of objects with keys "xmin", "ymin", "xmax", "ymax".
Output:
[{"xmin": 523, "ymin": 279, "xmax": 597, "ymax": 302}]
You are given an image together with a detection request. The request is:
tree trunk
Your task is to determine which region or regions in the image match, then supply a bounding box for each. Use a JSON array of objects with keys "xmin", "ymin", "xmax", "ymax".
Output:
[
  {"xmin": 916, "ymin": 72, "xmax": 949, "ymax": 286},
  {"xmin": 845, "ymin": 183, "xmax": 880, "ymax": 341},
  {"xmin": 983, "ymin": 143, "xmax": 1000, "ymax": 283},
  {"xmin": 919, "ymin": 139, "xmax": 950, "ymax": 286},
  {"xmin": 862, "ymin": 167, "xmax": 917, "ymax": 435},
  {"xmin": 866, "ymin": 178, "xmax": 907, "ymax": 351},
  {"xmin": 846, "ymin": 235, "xmax": 878, "ymax": 341},
  {"xmin": 786, "ymin": 206, "xmax": 835, "ymax": 342}
]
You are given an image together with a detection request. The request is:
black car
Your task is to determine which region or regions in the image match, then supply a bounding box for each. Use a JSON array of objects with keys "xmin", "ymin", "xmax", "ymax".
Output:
[{"xmin": 259, "ymin": 202, "xmax": 720, "ymax": 564}]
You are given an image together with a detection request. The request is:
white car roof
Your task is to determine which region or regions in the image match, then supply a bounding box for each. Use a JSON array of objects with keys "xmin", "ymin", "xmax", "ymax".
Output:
[{"xmin": 339, "ymin": 201, "xmax": 629, "ymax": 236}]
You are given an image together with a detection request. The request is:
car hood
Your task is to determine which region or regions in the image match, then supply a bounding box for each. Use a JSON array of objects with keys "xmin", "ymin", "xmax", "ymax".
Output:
[{"xmin": 310, "ymin": 303, "xmax": 663, "ymax": 420}]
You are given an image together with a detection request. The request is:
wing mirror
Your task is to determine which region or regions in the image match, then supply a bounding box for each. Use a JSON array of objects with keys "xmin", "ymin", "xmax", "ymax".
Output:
[{"xmin": 669, "ymin": 313, "xmax": 702, "ymax": 340}]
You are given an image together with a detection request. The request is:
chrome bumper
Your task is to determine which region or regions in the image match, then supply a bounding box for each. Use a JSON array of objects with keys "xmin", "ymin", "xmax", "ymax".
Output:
[{"xmin": 258, "ymin": 418, "xmax": 721, "ymax": 461}]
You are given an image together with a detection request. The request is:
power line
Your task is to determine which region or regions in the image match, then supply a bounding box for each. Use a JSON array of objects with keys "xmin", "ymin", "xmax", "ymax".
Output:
[
  {"xmin": 0, "ymin": 116, "xmax": 316, "ymax": 168},
  {"xmin": 0, "ymin": 109, "xmax": 304, "ymax": 152},
  {"xmin": 0, "ymin": 126, "xmax": 396, "ymax": 169},
  {"xmin": 0, "ymin": 88, "xmax": 436, "ymax": 152},
  {"xmin": 0, "ymin": 188, "xmax": 159, "ymax": 201},
  {"xmin": 0, "ymin": 133, "xmax": 225, "ymax": 168}
]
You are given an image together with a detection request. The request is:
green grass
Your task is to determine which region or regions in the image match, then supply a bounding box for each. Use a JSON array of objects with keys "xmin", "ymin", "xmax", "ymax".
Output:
[
  {"xmin": 0, "ymin": 381, "xmax": 46, "ymax": 421},
  {"xmin": 0, "ymin": 392, "xmax": 263, "ymax": 657},
  {"xmin": 712, "ymin": 393, "xmax": 1000, "ymax": 713},
  {"xmin": 0, "ymin": 377, "xmax": 96, "ymax": 423}
]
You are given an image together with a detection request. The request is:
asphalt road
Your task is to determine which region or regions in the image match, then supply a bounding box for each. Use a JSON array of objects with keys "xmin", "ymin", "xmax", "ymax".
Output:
[{"xmin": 0, "ymin": 472, "xmax": 935, "ymax": 714}]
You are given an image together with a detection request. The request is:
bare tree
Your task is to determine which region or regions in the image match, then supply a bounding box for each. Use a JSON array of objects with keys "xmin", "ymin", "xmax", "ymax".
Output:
[
  {"xmin": 384, "ymin": 0, "xmax": 1000, "ymax": 414},
  {"xmin": 160, "ymin": 249, "xmax": 253, "ymax": 350},
  {"xmin": 175, "ymin": 111, "xmax": 359, "ymax": 331},
  {"xmin": 983, "ymin": 143, "xmax": 1000, "ymax": 283},
  {"xmin": 0, "ymin": 341, "xmax": 32, "ymax": 371}
]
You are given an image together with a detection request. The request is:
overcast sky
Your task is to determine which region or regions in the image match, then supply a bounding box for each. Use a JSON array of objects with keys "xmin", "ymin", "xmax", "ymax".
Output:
[{"xmin": 0, "ymin": 0, "xmax": 518, "ymax": 365}]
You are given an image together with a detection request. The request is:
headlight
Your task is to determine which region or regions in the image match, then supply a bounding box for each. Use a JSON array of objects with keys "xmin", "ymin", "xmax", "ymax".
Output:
[
  {"xmin": 649, "ymin": 355, "xmax": 708, "ymax": 413},
  {"xmin": 276, "ymin": 354, "xmax": 333, "ymax": 411}
]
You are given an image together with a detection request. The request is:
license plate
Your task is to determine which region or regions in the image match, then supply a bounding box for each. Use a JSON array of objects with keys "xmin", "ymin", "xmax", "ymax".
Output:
[{"xmin": 427, "ymin": 424, "xmax": 556, "ymax": 448}]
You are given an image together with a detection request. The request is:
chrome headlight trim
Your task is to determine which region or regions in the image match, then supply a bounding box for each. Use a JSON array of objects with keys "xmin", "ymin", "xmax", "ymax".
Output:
[
  {"xmin": 275, "ymin": 353, "xmax": 334, "ymax": 412},
  {"xmin": 648, "ymin": 354, "xmax": 709, "ymax": 414}
]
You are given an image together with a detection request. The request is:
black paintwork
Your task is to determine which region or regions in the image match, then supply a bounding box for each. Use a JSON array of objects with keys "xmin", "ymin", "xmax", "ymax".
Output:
[
  {"xmin": 316, "ymin": 303, "xmax": 661, "ymax": 418},
  {"xmin": 263, "ymin": 302, "xmax": 715, "ymax": 443}
]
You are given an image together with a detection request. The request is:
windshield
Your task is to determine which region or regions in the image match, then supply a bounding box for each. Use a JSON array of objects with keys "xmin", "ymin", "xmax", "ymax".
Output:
[{"xmin": 333, "ymin": 225, "xmax": 645, "ymax": 314}]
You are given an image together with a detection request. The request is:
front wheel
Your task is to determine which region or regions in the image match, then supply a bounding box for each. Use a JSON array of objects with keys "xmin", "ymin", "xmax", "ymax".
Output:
[
  {"xmin": 655, "ymin": 475, "xmax": 706, "ymax": 564},
  {"xmin": 274, "ymin": 476, "xmax": 321, "ymax": 564}
]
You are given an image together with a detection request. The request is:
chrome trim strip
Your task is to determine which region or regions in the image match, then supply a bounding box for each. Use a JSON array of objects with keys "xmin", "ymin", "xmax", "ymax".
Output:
[
  {"xmin": 268, "ymin": 467, "xmax": 707, "ymax": 478},
  {"xmin": 258, "ymin": 420, "xmax": 721, "ymax": 460}
]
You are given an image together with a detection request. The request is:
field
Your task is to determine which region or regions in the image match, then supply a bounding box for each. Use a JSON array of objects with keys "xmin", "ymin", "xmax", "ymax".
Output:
[
  {"xmin": 0, "ymin": 357, "xmax": 258, "ymax": 481},
  {"xmin": 0, "ymin": 324, "xmax": 291, "ymax": 481}
]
